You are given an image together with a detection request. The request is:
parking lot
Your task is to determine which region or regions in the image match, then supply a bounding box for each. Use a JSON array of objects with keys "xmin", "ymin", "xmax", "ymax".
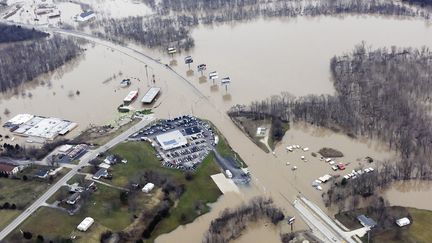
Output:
[{"xmin": 130, "ymin": 115, "xmax": 216, "ymax": 171}]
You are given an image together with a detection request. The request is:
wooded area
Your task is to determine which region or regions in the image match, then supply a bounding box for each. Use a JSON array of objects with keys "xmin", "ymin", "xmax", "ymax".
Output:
[
  {"xmin": 92, "ymin": 0, "xmax": 429, "ymax": 51},
  {"xmin": 230, "ymin": 44, "xmax": 432, "ymax": 211},
  {"xmin": 0, "ymin": 35, "xmax": 83, "ymax": 92},
  {"xmin": 0, "ymin": 24, "xmax": 49, "ymax": 43},
  {"xmin": 203, "ymin": 197, "xmax": 284, "ymax": 243},
  {"xmin": 403, "ymin": 0, "xmax": 432, "ymax": 7}
]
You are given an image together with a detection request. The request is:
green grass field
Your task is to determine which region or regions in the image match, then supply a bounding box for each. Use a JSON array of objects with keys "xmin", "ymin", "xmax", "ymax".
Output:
[
  {"xmin": 108, "ymin": 141, "xmax": 222, "ymax": 242},
  {"xmin": 8, "ymin": 140, "xmax": 222, "ymax": 242},
  {"xmin": 0, "ymin": 177, "xmax": 56, "ymax": 230},
  {"xmin": 7, "ymin": 183, "xmax": 144, "ymax": 242}
]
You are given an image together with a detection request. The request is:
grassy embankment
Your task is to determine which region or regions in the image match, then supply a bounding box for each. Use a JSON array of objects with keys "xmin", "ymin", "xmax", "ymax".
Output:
[{"xmin": 336, "ymin": 206, "xmax": 432, "ymax": 243}]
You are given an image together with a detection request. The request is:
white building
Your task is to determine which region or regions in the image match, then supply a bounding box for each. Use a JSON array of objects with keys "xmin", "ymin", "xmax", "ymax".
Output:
[
  {"xmin": 142, "ymin": 183, "xmax": 155, "ymax": 193},
  {"xmin": 396, "ymin": 217, "xmax": 411, "ymax": 227},
  {"xmin": 156, "ymin": 130, "xmax": 187, "ymax": 151},
  {"xmin": 76, "ymin": 11, "xmax": 95, "ymax": 22},
  {"xmin": 77, "ymin": 217, "xmax": 94, "ymax": 231}
]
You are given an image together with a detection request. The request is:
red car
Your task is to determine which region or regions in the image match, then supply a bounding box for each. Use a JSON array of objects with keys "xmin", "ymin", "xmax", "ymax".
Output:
[{"xmin": 337, "ymin": 163, "xmax": 346, "ymax": 170}]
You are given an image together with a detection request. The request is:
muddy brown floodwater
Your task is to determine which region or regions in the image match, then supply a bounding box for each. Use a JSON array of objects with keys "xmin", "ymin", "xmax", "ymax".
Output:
[
  {"xmin": 385, "ymin": 180, "xmax": 432, "ymax": 211},
  {"xmin": 1, "ymin": 14, "xmax": 432, "ymax": 243}
]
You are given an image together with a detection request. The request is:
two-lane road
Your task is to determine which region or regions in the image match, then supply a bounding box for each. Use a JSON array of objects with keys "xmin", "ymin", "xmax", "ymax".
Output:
[{"xmin": 0, "ymin": 116, "xmax": 154, "ymax": 241}]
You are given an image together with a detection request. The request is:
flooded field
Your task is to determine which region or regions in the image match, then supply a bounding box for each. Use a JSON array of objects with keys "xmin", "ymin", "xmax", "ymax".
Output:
[
  {"xmin": 385, "ymin": 180, "xmax": 432, "ymax": 211},
  {"xmin": 1, "ymin": 13, "xmax": 431, "ymax": 242},
  {"xmin": 152, "ymin": 15, "xmax": 432, "ymax": 106}
]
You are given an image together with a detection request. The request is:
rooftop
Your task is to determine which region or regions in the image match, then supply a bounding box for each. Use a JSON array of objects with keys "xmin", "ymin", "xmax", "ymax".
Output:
[
  {"xmin": 0, "ymin": 162, "xmax": 17, "ymax": 172},
  {"xmin": 141, "ymin": 87, "xmax": 161, "ymax": 103},
  {"xmin": 357, "ymin": 215, "xmax": 377, "ymax": 228},
  {"xmin": 156, "ymin": 130, "xmax": 187, "ymax": 151}
]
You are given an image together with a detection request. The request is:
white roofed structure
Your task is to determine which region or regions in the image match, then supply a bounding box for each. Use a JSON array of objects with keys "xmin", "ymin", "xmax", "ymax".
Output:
[
  {"xmin": 156, "ymin": 130, "xmax": 187, "ymax": 151},
  {"xmin": 124, "ymin": 90, "xmax": 139, "ymax": 103},
  {"xmin": 141, "ymin": 87, "xmax": 161, "ymax": 104},
  {"xmin": 396, "ymin": 217, "xmax": 411, "ymax": 227},
  {"xmin": 142, "ymin": 183, "xmax": 155, "ymax": 193},
  {"xmin": 77, "ymin": 217, "xmax": 94, "ymax": 231}
]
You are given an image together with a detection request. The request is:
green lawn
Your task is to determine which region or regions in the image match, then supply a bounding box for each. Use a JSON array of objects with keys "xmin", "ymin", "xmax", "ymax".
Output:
[
  {"xmin": 7, "ymin": 124, "xmax": 235, "ymax": 242},
  {"xmin": 0, "ymin": 210, "xmax": 20, "ymax": 230},
  {"xmin": 108, "ymin": 141, "xmax": 222, "ymax": 242},
  {"xmin": 7, "ymin": 183, "xmax": 141, "ymax": 242},
  {"xmin": 0, "ymin": 177, "xmax": 53, "ymax": 230},
  {"xmin": 0, "ymin": 178, "xmax": 49, "ymax": 209}
]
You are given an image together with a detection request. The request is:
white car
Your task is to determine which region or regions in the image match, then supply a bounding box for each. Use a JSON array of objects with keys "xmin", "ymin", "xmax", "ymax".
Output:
[{"xmin": 331, "ymin": 165, "xmax": 338, "ymax": 171}]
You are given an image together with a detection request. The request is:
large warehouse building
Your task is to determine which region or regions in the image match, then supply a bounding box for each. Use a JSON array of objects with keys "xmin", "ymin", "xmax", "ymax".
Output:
[{"xmin": 156, "ymin": 130, "xmax": 187, "ymax": 150}]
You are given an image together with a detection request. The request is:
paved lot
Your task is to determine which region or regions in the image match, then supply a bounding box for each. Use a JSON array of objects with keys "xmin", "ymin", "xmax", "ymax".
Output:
[{"xmin": 131, "ymin": 115, "xmax": 215, "ymax": 171}]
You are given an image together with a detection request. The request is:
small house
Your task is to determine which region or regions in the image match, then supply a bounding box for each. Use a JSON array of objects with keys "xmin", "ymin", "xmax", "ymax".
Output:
[
  {"xmin": 357, "ymin": 215, "xmax": 377, "ymax": 228},
  {"xmin": 92, "ymin": 168, "xmax": 108, "ymax": 180},
  {"xmin": 0, "ymin": 162, "xmax": 19, "ymax": 175},
  {"xmin": 66, "ymin": 192, "xmax": 81, "ymax": 205},
  {"xmin": 34, "ymin": 169, "xmax": 49, "ymax": 179}
]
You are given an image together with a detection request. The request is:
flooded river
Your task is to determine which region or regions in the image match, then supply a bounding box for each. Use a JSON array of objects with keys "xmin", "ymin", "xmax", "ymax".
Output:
[
  {"xmin": 385, "ymin": 180, "xmax": 432, "ymax": 211},
  {"xmin": 1, "ymin": 13, "xmax": 432, "ymax": 242}
]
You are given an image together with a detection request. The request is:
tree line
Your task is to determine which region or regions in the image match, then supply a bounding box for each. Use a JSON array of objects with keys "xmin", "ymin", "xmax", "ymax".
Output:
[
  {"xmin": 95, "ymin": 15, "xmax": 196, "ymax": 51},
  {"xmin": 0, "ymin": 35, "xmax": 83, "ymax": 92},
  {"xmin": 402, "ymin": 0, "xmax": 432, "ymax": 7},
  {"xmin": 88, "ymin": 0, "xmax": 430, "ymax": 51},
  {"xmin": 0, "ymin": 24, "xmax": 49, "ymax": 43},
  {"xmin": 203, "ymin": 197, "xmax": 284, "ymax": 243},
  {"xmin": 229, "ymin": 44, "xmax": 432, "ymax": 210}
]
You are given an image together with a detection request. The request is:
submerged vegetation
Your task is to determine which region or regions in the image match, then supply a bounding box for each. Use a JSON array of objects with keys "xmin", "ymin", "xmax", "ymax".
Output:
[
  {"xmin": 0, "ymin": 35, "xmax": 83, "ymax": 92},
  {"xmin": 203, "ymin": 197, "xmax": 284, "ymax": 243},
  {"xmin": 0, "ymin": 24, "xmax": 49, "ymax": 43},
  {"xmin": 233, "ymin": 44, "xmax": 432, "ymax": 210},
  {"xmin": 91, "ymin": 0, "xmax": 430, "ymax": 51}
]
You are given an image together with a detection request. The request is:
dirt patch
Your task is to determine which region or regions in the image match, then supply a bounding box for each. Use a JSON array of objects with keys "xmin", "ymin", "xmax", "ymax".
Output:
[{"xmin": 318, "ymin": 147, "xmax": 344, "ymax": 158}]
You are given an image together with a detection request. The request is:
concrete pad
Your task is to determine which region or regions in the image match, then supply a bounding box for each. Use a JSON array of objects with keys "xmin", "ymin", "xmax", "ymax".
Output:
[{"xmin": 211, "ymin": 173, "xmax": 240, "ymax": 194}]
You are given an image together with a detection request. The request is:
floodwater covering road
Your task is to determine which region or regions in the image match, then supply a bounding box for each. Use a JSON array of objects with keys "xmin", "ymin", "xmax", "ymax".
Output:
[{"xmin": 1, "ymin": 13, "xmax": 432, "ymax": 243}]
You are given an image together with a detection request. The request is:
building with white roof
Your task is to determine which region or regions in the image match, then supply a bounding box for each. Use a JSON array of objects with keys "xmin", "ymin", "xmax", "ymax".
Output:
[
  {"xmin": 141, "ymin": 87, "xmax": 161, "ymax": 104},
  {"xmin": 396, "ymin": 217, "xmax": 411, "ymax": 227},
  {"xmin": 77, "ymin": 217, "xmax": 94, "ymax": 231},
  {"xmin": 142, "ymin": 183, "xmax": 155, "ymax": 193},
  {"xmin": 156, "ymin": 130, "xmax": 187, "ymax": 151}
]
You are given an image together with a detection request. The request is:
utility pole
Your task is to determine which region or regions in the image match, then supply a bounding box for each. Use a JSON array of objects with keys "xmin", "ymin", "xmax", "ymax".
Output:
[{"xmin": 145, "ymin": 64, "xmax": 149, "ymax": 86}]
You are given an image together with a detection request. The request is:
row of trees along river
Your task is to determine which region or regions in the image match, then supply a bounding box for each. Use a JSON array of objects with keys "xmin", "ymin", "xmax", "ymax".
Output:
[
  {"xmin": 90, "ymin": 0, "xmax": 430, "ymax": 51},
  {"xmin": 229, "ymin": 43, "xmax": 432, "ymax": 211}
]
